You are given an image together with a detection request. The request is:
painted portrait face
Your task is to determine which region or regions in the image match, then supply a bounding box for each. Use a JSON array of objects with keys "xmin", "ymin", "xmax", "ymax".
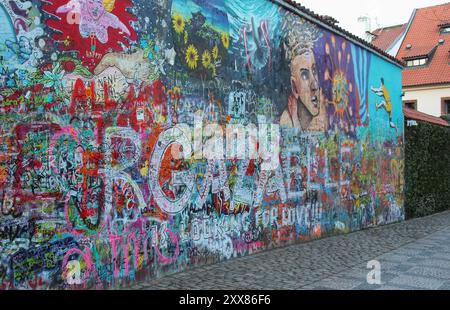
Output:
[{"xmin": 290, "ymin": 52, "xmax": 320, "ymax": 117}]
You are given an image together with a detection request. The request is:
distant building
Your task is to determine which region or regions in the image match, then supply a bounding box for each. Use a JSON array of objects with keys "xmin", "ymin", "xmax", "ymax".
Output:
[
  {"xmin": 370, "ymin": 24, "xmax": 407, "ymax": 57},
  {"xmin": 372, "ymin": 3, "xmax": 450, "ymax": 118}
]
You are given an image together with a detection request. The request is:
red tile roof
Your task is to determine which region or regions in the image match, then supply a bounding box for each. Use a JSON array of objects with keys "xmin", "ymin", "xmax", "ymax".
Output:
[
  {"xmin": 404, "ymin": 107, "xmax": 450, "ymax": 127},
  {"xmin": 401, "ymin": 46, "xmax": 437, "ymax": 60},
  {"xmin": 397, "ymin": 2, "xmax": 450, "ymax": 87},
  {"xmin": 372, "ymin": 24, "xmax": 407, "ymax": 51}
]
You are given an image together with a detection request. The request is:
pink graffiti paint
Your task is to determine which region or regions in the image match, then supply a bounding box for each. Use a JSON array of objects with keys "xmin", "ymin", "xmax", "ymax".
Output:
[
  {"xmin": 62, "ymin": 246, "xmax": 103, "ymax": 289},
  {"xmin": 260, "ymin": 20, "xmax": 272, "ymax": 70},
  {"xmin": 48, "ymin": 126, "xmax": 81, "ymax": 175},
  {"xmin": 153, "ymin": 228, "xmax": 180, "ymax": 266},
  {"xmin": 240, "ymin": 26, "xmax": 252, "ymax": 70}
]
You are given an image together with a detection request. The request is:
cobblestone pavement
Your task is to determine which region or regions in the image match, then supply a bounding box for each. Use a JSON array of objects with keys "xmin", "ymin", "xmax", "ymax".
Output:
[{"xmin": 130, "ymin": 211, "xmax": 450, "ymax": 290}]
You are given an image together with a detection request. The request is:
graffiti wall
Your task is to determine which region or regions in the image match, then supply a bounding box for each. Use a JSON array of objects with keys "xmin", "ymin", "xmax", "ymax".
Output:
[{"xmin": 0, "ymin": 0, "xmax": 404, "ymax": 289}]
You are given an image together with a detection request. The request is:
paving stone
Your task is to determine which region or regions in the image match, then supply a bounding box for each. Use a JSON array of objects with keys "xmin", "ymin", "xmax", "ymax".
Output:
[
  {"xmin": 310, "ymin": 277, "xmax": 364, "ymax": 290},
  {"xmin": 380, "ymin": 262, "xmax": 417, "ymax": 274},
  {"xmin": 430, "ymin": 254, "xmax": 450, "ymax": 261},
  {"xmin": 381, "ymin": 254, "xmax": 413, "ymax": 263},
  {"xmin": 437, "ymin": 282, "xmax": 450, "ymax": 290},
  {"xmin": 352, "ymin": 283, "xmax": 381, "ymax": 290},
  {"xmin": 389, "ymin": 275, "xmax": 444, "ymax": 290},
  {"xmin": 126, "ymin": 211, "xmax": 450, "ymax": 290},
  {"xmin": 376, "ymin": 285, "xmax": 408, "ymax": 290},
  {"xmin": 406, "ymin": 266, "xmax": 450, "ymax": 280},
  {"xmin": 420, "ymin": 259, "xmax": 450, "ymax": 270}
]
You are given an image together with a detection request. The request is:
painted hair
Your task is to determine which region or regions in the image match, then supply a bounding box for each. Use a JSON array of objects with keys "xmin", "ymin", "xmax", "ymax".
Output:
[{"xmin": 282, "ymin": 12, "xmax": 321, "ymax": 63}]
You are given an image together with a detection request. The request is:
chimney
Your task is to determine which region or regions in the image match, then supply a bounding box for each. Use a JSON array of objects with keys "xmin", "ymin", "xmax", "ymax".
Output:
[{"xmin": 358, "ymin": 15, "xmax": 373, "ymax": 41}]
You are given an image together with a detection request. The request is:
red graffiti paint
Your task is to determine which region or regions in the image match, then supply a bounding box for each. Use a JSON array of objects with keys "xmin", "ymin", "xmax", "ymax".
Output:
[
  {"xmin": 151, "ymin": 80, "xmax": 166, "ymax": 107},
  {"xmin": 103, "ymin": 82, "xmax": 118, "ymax": 111},
  {"xmin": 70, "ymin": 79, "xmax": 96, "ymax": 115},
  {"xmin": 42, "ymin": 0, "xmax": 138, "ymax": 71},
  {"xmin": 12, "ymin": 124, "xmax": 63, "ymax": 204}
]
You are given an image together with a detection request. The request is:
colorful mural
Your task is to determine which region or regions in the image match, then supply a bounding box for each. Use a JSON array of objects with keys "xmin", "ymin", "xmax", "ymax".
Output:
[{"xmin": 0, "ymin": 0, "xmax": 404, "ymax": 289}]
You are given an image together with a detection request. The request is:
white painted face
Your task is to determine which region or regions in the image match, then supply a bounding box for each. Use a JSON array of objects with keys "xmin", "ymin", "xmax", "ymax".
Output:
[{"xmin": 290, "ymin": 52, "xmax": 320, "ymax": 117}]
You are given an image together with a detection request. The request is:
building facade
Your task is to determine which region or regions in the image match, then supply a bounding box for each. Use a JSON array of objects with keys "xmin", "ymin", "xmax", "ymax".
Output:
[
  {"xmin": 372, "ymin": 3, "xmax": 450, "ymax": 118},
  {"xmin": 0, "ymin": 0, "xmax": 404, "ymax": 289}
]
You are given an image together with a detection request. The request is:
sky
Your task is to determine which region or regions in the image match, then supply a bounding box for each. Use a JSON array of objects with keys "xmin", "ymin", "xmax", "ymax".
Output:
[{"xmin": 295, "ymin": 0, "xmax": 449, "ymax": 38}]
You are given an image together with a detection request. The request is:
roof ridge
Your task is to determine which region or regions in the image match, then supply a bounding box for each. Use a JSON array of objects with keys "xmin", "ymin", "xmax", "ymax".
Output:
[
  {"xmin": 415, "ymin": 1, "xmax": 450, "ymax": 11},
  {"xmin": 374, "ymin": 24, "xmax": 407, "ymax": 32},
  {"xmin": 404, "ymin": 107, "xmax": 450, "ymax": 127}
]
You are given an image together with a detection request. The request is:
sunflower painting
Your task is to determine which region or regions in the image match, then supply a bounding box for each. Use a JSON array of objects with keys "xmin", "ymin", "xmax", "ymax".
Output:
[
  {"xmin": 186, "ymin": 44, "xmax": 199, "ymax": 70},
  {"xmin": 202, "ymin": 50, "xmax": 212, "ymax": 69},
  {"xmin": 173, "ymin": 14, "xmax": 185, "ymax": 34},
  {"xmin": 171, "ymin": 0, "xmax": 229, "ymax": 79},
  {"xmin": 212, "ymin": 45, "xmax": 219, "ymax": 60},
  {"xmin": 221, "ymin": 32, "xmax": 229, "ymax": 49}
]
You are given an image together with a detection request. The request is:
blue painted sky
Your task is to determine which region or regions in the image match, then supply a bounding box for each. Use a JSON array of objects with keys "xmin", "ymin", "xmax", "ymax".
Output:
[
  {"xmin": 172, "ymin": 0, "xmax": 229, "ymax": 33},
  {"xmin": 0, "ymin": 4, "xmax": 18, "ymax": 71}
]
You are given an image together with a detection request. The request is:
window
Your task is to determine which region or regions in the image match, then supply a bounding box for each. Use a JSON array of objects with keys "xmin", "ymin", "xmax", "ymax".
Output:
[
  {"xmin": 441, "ymin": 98, "xmax": 450, "ymax": 116},
  {"xmin": 406, "ymin": 57, "xmax": 428, "ymax": 67},
  {"xmin": 404, "ymin": 100, "xmax": 417, "ymax": 110}
]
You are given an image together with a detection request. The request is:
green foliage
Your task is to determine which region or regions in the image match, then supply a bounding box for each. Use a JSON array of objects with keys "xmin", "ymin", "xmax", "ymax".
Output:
[
  {"xmin": 440, "ymin": 115, "xmax": 450, "ymax": 124},
  {"xmin": 405, "ymin": 121, "xmax": 450, "ymax": 219}
]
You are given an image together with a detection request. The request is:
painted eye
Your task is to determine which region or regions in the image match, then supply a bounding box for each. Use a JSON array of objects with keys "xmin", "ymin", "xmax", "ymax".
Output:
[{"xmin": 301, "ymin": 70, "xmax": 310, "ymax": 81}]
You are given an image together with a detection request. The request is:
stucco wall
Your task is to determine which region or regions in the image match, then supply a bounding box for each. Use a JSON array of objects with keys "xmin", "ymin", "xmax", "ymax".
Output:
[
  {"xmin": 404, "ymin": 85, "xmax": 450, "ymax": 117},
  {"xmin": 0, "ymin": 0, "xmax": 404, "ymax": 289}
]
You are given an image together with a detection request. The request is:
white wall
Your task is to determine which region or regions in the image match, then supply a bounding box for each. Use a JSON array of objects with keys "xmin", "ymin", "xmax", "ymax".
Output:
[{"xmin": 403, "ymin": 85, "xmax": 450, "ymax": 117}]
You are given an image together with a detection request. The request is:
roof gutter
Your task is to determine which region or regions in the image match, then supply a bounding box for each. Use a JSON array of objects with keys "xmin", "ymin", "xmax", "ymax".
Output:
[
  {"xmin": 272, "ymin": 0, "xmax": 404, "ymax": 68},
  {"xmin": 403, "ymin": 82, "xmax": 450, "ymax": 90}
]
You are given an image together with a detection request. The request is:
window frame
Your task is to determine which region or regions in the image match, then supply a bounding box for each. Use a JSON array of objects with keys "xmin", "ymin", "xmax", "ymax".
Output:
[
  {"xmin": 406, "ymin": 57, "xmax": 428, "ymax": 67},
  {"xmin": 441, "ymin": 97, "xmax": 450, "ymax": 116},
  {"xmin": 403, "ymin": 100, "xmax": 417, "ymax": 111}
]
